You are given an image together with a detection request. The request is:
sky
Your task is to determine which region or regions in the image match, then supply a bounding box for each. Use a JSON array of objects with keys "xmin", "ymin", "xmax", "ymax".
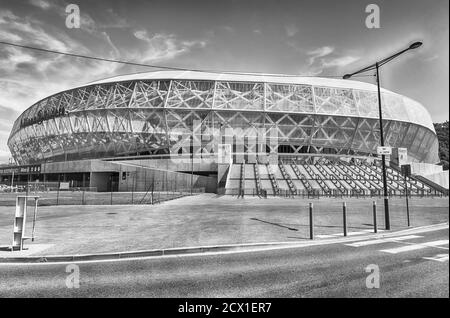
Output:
[{"xmin": 0, "ymin": 0, "xmax": 448, "ymax": 163}]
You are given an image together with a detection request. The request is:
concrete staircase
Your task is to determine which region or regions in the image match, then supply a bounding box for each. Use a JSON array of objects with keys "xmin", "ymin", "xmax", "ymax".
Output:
[{"xmin": 224, "ymin": 159, "xmax": 446, "ymax": 197}]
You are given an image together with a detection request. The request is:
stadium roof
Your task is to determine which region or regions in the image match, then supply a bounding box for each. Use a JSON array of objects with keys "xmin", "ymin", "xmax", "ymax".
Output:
[
  {"xmin": 85, "ymin": 70, "xmax": 434, "ymax": 132},
  {"xmin": 87, "ymin": 70, "xmax": 391, "ymax": 94}
]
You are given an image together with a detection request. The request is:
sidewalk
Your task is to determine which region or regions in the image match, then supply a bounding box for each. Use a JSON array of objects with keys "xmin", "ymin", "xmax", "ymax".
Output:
[{"xmin": 0, "ymin": 194, "xmax": 448, "ymax": 257}]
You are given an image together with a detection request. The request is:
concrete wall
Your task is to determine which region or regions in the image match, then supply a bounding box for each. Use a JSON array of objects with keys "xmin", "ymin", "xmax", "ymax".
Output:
[
  {"xmin": 114, "ymin": 163, "xmax": 217, "ymax": 193},
  {"xmin": 90, "ymin": 172, "xmax": 112, "ymax": 192},
  {"xmin": 410, "ymin": 163, "xmax": 444, "ymax": 176},
  {"xmin": 114, "ymin": 158, "xmax": 217, "ymax": 174},
  {"xmin": 409, "ymin": 163, "xmax": 448, "ymax": 189},
  {"xmin": 42, "ymin": 160, "xmax": 93, "ymax": 174},
  {"xmin": 42, "ymin": 159, "xmax": 120, "ymax": 174},
  {"xmin": 34, "ymin": 158, "xmax": 218, "ymax": 192},
  {"xmin": 421, "ymin": 171, "xmax": 449, "ymax": 189}
]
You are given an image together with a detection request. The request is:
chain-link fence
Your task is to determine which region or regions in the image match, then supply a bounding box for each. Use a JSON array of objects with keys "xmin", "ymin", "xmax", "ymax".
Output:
[{"xmin": 0, "ymin": 181, "xmax": 205, "ymax": 206}]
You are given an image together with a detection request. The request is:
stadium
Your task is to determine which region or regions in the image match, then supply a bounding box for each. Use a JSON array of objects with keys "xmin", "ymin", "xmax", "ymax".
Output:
[{"xmin": 1, "ymin": 71, "xmax": 448, "ymax": 196}]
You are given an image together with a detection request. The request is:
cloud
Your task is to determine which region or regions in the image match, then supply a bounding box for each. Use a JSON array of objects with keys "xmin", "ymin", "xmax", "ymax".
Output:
[
  {"xmin": 307, "ymin": 46, "xmax": 335, "ymax": 58},
  {"xmin": 296, "ymin": 67, "xmax": 325, "ymax": 76},
  {"xmin": 295, "ymin": 46, "xmax": 360, "ymax": 76},
  {"xmin": 0, "ymin": 149, "xmax": 12, "ymax": 161},
  {"xmin": 285, "ymin": 24, "xmax": 299, "ymax": 37},
  {"xmin": 0, "ymin": 8, "xmax": 122, "ymax": 113},
  {"xmin": 133, "ymin": 29, "xmax": 207, "ymax": 62},
  {"xmin": 222, "ymin": 26, "xmax": 235, "ymax": 33},
  {"xmin": 307, "ymin": 46, "xmax": 334, "ymax": 65},
  {"xmin": 0, "ymin": 105, "xmax": 19, "ymax": 123},
  {"xmin": 99, "ymin": 8, "xmax": 130, "ymax": 29},
  {"xmin": 102, "ymin": 31, "xmax": 120, "ymax": 58},
  {"xmin": 29, "ymin": 0, "xmax": 127, "ymax": 36},
  {"xmin": 29, "ymin": 0, "xmax": 52, "ymax": 10},
  {"xmin": 322, "ymin": 55, "xmax": 360, "ymax": 68},
  {"xmin": 0, "ymin": 10, "xmax": 81, "ymax": 52},
  {"xmin": 0, "ymin": 5, "xmax": 208, "ymax": 162},
  {"xmin": 0, "ymin": 10, "xmax": 19, "ymax": 23},
  {"xmin": 0, "ymin": 30, "xmax": 22, "ymax": 42},
  {"xmin": 0, "ymin": 104, "xmax": 19, "ymax": 163}
]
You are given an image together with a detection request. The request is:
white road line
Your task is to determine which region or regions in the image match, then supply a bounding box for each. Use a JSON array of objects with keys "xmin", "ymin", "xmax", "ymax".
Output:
[
  {"xmin": 347, "ymin": 231, "xmax": 371, "ymax": 236},
  {"xmin": 345, "ymin": 235, "xmax": 422, "ymax": 247},
  {"xmin": 380, "ymin": 240, "xmax": 449, "ymax": 254},
  {"xmin": 423, "ymin": 254, "xmax": 449, "ymax": 263},
  {"xmin": 0, "ymin": 226, "xmax": 446, "ymax": 266},
  {"xmin": 317, "ymin": 229, "xmax": 384, "ymax": 239},
  {"xmin": 316, "ymin": 234, "xmax": 335, "ymax": 239}
]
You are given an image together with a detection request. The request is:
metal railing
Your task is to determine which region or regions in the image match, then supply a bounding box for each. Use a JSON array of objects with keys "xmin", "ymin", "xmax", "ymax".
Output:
[{"xmin": 220, "ymin": 187, "xmax": 447, "ymax": 199}]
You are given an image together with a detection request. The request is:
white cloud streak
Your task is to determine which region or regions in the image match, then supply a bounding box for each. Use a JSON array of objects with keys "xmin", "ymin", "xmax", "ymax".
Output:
[
  {"xmin": 321, "ymin": 55, "xmax": 360, "ymax": 68},
  {"xmin": 300, "ymin": 46, "xmax": 360, "ymax": 75},
  {"xmin": 307, "ymin": 46, "xmax": 334, "ymax": 65},
  {"xmin": 29, "ymin": 0, "xmax": 52, "ymax": 10},
  {"xmin": 0, "ymin": 5, "xmax": 209, "ymax": 162},
  {"xmin": 133, "ymin": 29, "xmax": 207, "ymax": 62}
]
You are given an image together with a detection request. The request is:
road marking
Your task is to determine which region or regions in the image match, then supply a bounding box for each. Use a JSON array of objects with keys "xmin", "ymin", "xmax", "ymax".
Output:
[
  {"xmin": 0, "ymin": 225, "xmax": 446, "ymax": 266},
  {"xmin": 345, "ymin": 235, "xmax": 422, "ymax": 247},
  {"xmin": 316, "ymin": 234, "xmax": 336, "ymax": 239},
  {"xmin": 347, "ymin": 231, "xmax": 373, "ymax": 236},
  {"xmin": 317, "ymin": 229, "xmax": 384, "ymax": 239},
  {"xmin": 380, "ymin": 240, "xmax": 449, "ymax": 254},
  {"xmin": 423, "ymin": 254, "xmax": 449, "ymax": 263},
  {"xmin": 403, "ymin": 260, "xmax": 411, "ymax": 263}
]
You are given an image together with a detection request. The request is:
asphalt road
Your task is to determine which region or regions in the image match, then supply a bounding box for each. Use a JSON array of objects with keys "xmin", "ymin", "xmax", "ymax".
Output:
[{"xmin": 0, "ymin": 228, "xmax": 448, "ymax": 298}]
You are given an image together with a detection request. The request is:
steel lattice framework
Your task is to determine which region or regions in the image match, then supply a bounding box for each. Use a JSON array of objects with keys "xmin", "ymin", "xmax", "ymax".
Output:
[{"xmin": 8, "ymin": 71, "xmax": 439, "ymax": 165}]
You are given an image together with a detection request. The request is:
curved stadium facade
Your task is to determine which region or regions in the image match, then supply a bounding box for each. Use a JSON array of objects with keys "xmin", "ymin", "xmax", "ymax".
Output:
[{"xmin": 8, "ymin": 70, "xmax": 439, "ymax": 165}]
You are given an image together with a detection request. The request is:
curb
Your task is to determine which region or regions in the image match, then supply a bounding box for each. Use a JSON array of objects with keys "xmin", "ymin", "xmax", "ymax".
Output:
[
  {"xmin": 0, "ymin": 242, "xmax": 295, "ymax": 264},
  {"xmin": 0, "ymin": 222, "xmax": 447, "ymax": 264}
]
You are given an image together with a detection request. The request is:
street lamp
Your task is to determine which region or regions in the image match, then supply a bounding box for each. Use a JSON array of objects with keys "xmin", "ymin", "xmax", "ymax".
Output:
[{"xmin": 343, "ymin": 41, "xmax": 423, "ymax": 230}]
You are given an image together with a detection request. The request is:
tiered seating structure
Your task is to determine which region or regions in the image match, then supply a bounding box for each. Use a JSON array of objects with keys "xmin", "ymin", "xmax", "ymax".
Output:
[{"xmin": 224, "ymin": 158, "xmax": 444, "ymax": 197}]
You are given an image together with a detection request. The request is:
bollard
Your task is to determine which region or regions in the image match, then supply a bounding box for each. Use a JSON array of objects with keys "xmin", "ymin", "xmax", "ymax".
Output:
[
  {"xmin": 31, "ymin": 196, "xmax": 39, "ymax": 242},
  {"xmin": 372, "ymin": 201, "xmax": 377, "ymax": 233},
  {"xmin": 309, "ymin": 203, "xmax": 314, "ymax": 240},
  {"xmin": 406, "ymin": 205, "xmax": 410, "ymax": 227},
  {"xmin": 404, "ymin": 180, "xmax": 410, "ymax": 227},
  {"xmin": 343, "ymin": 202, "xmax": 347, "ymax": 237}
]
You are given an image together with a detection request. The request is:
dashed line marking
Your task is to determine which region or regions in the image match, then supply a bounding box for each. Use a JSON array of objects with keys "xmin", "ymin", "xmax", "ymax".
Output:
[
  {"xmin": 422, "ymin": 254, "xmax": 449, "ymax": 263},
  {"xmin": 380, "ymin": 240, "xmax": 449, "ymax": 254},
  {"xmin": 345, "ymin": 235, "xmax": 422, "ymax": 247},
  {"xmin": 317, "ymin": 229, "xmax": 383, "ymax": 239}
]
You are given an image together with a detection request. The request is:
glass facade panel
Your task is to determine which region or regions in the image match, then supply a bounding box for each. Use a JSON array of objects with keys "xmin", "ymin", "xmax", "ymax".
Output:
[
  {"xmin": 214, "ymin": 82, "xmax": 264, "ymax": 110},
  {"xmin": 265, "ymin": 83, "xmax": 314, "ymax": 113},
  {"xmin": 354, "ymin": 90, "xmax": 378, "ymax": 118},
  {"xmin": 166, "ymin": 80, "xmax": 214, "ymax": 109},
  {"xmin": 7, "ymin": 78, "xmax": 439, "ymax": 165},
  {"xmin": 314, "ymin": 87, "xmax": 357, "ymax": 116},
  {"xmin": 382, "ymin": 93, "xmax": 408, "ymax": 122}
]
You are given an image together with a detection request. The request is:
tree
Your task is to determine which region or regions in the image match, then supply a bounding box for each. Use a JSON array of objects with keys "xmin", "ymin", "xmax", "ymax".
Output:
[{"xmin": 434, "ymin": 121, "xmax": 449, "ymax": 170}]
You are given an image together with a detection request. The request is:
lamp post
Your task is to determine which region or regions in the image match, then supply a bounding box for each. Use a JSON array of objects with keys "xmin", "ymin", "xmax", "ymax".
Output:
[
  {"xmin": 343, "ymin": 42, "xmax": 423, "ymax": 230},
  {"xmin": 191, "ymin": 129, "xmax": 194, "ymax": 195}
]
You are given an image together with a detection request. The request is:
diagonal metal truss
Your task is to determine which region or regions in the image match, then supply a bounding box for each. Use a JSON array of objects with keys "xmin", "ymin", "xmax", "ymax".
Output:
[{"xmin": 8, "ymin": 79, "xmax": 439, "ymax": 165}]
